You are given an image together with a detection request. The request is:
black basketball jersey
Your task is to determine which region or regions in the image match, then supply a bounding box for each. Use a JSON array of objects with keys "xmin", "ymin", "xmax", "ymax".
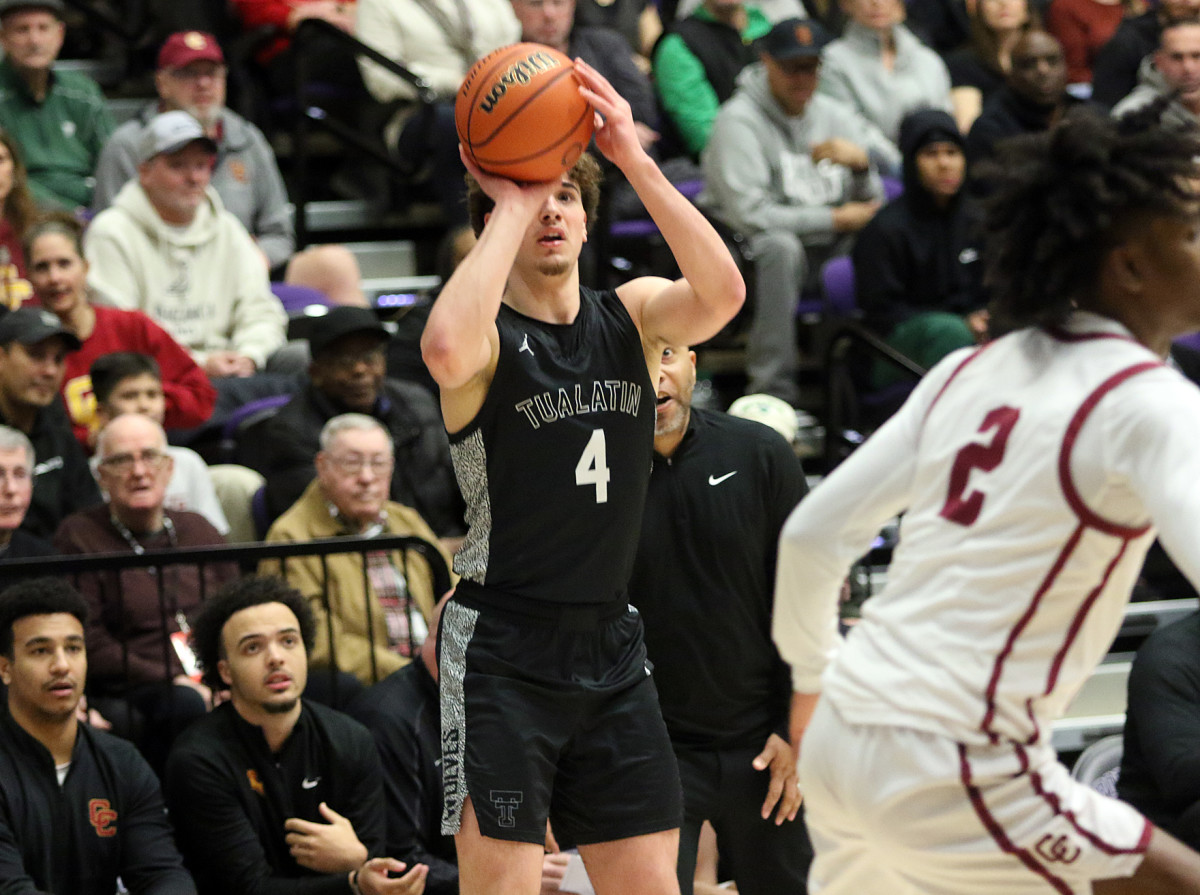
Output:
[{"xmin": 448, "ymin": 287, "xmax": 655, "ymax": 604}]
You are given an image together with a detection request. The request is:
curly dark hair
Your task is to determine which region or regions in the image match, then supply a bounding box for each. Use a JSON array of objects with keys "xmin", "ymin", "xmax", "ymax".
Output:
[
  {"xmin": 979, "ymin": 101, "xmax": 1200, "ymax": 335},
  {"xmin": 0, "ymin": 578, "xmax": 88, "ymax": 657},
  {"xmin": 466, "ymin": 152, "xmax": 603, "ymax": 238},
  {"xmin": 189, "ymin": 576, "xmax": 316, "ymax": 691}
]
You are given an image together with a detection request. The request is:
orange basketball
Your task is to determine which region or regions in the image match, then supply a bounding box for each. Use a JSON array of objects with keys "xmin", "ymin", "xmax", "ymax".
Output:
[{"xmin": 456, "ymin": 43, "xmax": 595, "ymax": 182}]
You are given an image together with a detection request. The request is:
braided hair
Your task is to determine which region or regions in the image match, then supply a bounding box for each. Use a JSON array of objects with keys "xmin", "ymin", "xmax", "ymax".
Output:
[{"xmin": 979, "ymin": 100, "xmax": 1200, "ymax": 334}]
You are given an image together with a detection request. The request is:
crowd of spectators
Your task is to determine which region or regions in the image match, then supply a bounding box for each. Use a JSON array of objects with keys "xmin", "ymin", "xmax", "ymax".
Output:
[{"xmin": 0, "ymin": 0, "xmax": 1194, "ymax": 890}]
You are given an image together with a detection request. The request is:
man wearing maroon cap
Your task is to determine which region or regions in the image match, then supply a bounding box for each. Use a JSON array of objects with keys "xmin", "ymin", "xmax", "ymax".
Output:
[
  {"xmin": 92, "ymin": 31, "xmax": 366, "ymax": 307},
  {"xmin": 0, "ymin": 0, "xmax": 114, "ymax": 209}
]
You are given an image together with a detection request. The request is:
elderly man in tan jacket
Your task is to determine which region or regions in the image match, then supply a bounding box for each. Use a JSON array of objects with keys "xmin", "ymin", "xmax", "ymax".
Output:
[{"xmin": 263, "ymin": 413, "xmax": 454, "ymax": 690}]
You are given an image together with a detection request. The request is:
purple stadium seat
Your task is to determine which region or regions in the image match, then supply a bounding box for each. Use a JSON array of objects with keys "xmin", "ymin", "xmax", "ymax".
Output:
[{"xmin": 270, "ymin": 282, "xmax": 334, "ymax": 313}]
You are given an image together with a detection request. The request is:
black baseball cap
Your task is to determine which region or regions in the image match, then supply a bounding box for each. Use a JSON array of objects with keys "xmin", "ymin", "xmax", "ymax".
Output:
[
  {"xmin": 0, "ymin": 307, "xmax": 81, "ymax": 351},
  {"xmin": 309, "ymin": 307, "xmax": 389, "ymax": 357},
  {"xmin": 755, "ymin": 18, "xmax": 833, "ymax": 60},
  {"xmin": 0, "ymin": 0, "xmax": 64, "ymax": 19}
]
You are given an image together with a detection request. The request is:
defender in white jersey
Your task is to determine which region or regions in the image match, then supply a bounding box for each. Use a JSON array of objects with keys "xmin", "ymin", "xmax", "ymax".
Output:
[
  {"xmin": 421, "ymin": 61, "xmax": 744, "ymax": 895},
  {"xmin": 774, "ymin": 104, "xmax": 1200, "ymax": 894}
]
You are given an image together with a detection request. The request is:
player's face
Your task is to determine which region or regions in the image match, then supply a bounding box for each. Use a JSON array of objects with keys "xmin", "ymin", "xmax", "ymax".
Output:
[
  {"xmin": 28, "ymin": 232, "xmax": 88, "ymax": 318},
  {"xmin": 0, "ymin": 10, "xmax": 64, "ymax": 72},
  {"xmin": 0, "ymin": 613, "xmax": 86, "ymax": 723},
  {"xmin": 310, "ymin": 332, "xmax": 387, "ymax": 413},
  {"xmin": 0, "ymin": 337, "xmax": 69, "ymax": 410},
  {"xmin": 315, "ymin": 426, "xmax": 394, "ymax": 528},
  {"xmin": 654, "ymin": 344, "xmax": 697, "ymax": 437},
  {"xmin": 0, "ymin": 446, "xmax": 32, "ymax": 534},
  {"xmin": 1157, "ymin": 25, "xmax": 1200, "ymax": 103},
  {"xmin": 1132, "ymin": 211, "xmax": 1200, "ymax": 338},
  {"xmin": 915, "ymin": 142, "xmax": 965, "ymax": 204},
  {"xmin": 102, "ymin": 373, "xmax": 167, "ymax": 426},
  {"xmin": 219, "ymin": 602, "xmax": 307, "ymax": 716},
  {"xmin": 763, "ymin": 54, "xmax": 822, "ymax": 117},
  {"xmin": 155, "ymin": 61, "xmax": 227, "ymax": 130},
  {"xmin": 138, "ymin": 143, "xmax": 215, "ymax": 225},
  {"xmin": 520, "ymin": 177, "xmax": 587, "ymax": 278}
]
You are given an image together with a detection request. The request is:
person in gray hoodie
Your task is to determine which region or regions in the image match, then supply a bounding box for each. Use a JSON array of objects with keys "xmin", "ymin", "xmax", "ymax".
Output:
[
  {"xmin": 1112, "ymin": 17, "xmax": 1200, "ymax": 127},
  {"xmin": 702, "ymin": 17, "xmax": 899, "ymax": 404},
  {"xmin": 84, "ymin": 111, "xmax": 287, "ymax": 380}
]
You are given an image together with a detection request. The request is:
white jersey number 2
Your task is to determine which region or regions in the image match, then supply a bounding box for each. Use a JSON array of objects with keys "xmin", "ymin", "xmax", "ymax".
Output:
[{"xmin": 576, "ymin": 428, "xmax": 611, "ymax": 503}]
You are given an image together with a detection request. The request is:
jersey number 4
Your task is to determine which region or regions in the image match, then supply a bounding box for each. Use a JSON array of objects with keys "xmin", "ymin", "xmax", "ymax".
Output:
[
  {"xmin": 576, "ymin": 429, "xmax": 612, "ymax": 503},
  {"xmin": 940, "ymin": 406, "xmax": 1020, "ymax": 527}
]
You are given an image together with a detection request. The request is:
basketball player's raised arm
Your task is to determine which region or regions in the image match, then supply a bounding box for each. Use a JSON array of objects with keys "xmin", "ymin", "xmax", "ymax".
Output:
[
  {"xmin": 574, "ymin": 60, "xmax": 745, "ymax": 348},
  {"xmin": 421, "ymin": 167, "xmax": 559, "ymax": 399}
]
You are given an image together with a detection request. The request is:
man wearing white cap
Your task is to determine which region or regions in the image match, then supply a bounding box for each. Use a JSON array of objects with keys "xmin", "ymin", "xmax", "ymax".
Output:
[
  {"xmin": 84, "ymin": 110, "xmax": 287, "ymax": 380},
  {"xmin": 93, "ymin": 31, "xmax": 367, "ymax": 307},
  {"xmin": 627, "ymin": 342, "xmax": 812, "ymax": 895}
]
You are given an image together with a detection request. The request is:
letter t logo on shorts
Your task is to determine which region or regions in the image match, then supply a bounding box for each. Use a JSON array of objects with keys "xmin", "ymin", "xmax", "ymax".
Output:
[{"xmin": 490, "ymin": 790, "xmax": 523, "ymax": 828}]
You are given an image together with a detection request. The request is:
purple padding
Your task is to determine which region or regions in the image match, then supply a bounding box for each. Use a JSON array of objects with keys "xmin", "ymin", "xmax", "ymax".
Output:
[
  {"xmin": 1175, "ymin": 331, "xmax": 1200, "ymax": 353},
  {"xmin": 882, "ymin": 177, "xmax": 903, "ymax": 202},
  {"xmin": 610, "ymin": 220, "xmax": 661, "ymax": 238},
  {"xmin": 270, "ymin": 282, "xmax": 333, "ymax": 312},
  {"xmin": 821, "ymin": 256, "xmax": 857, "ymax": 317}
]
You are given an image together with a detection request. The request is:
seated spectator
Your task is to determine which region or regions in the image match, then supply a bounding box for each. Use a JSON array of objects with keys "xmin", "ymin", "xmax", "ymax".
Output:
[
  {"xmin": 575, "ymin": 0, "xmax": 662, "ymax": 63},
  {"xmin": 0, "ymin": 424, "xmax": 52, "ymax": 558},
  {"xmin": 348, "ymin": 594, "xmax": 571, "ymax": 895},
  {"xmin": 263, "ymin": 413, "xmax": 453, "ymax": 687},
  {"xmin": 1091, "ymin": 0, "xmax": 1198, "ymax": 107},
  {"xmin": 818, "ymin": 0, "xmax": 953, "ymax": 143},
  {"xmin": 853, "ymin": 109, "xmax": 986, "ymax": 385},
  {"xmin": 512, "ymin": 0, "xmax": 660, "ymax": 155},
  {"xmin": 53, "ymin": 413, "xmax": 237, "ymax": 770},
  {"xmin": 1045, "ymin": 0, "xmax": 1130, "ymax": 88},
  {"xmin": 0, "ymin": 578, "xmax": 196, "ymax": 895},
  {"xmin": 0, "ymin": 0, "xmax": 114, "ymax": 210},
  {"xmin": 965, "ymin": 30, "xmax": 1078, "ymax": 172},
  {"xmin": 165, "ymin": 575, "xmax": 426, "ymax": 895},
  {"xmin": 355, "ymin": 0, "xmax": 519, "ymax": 230},
  {"xmin": 85, "ymin": 111, "xmax": 288, "ymax": 380},
  {"xmin": 92, "ymin": 31, "xmax": 369, "ymax": 308},
  {"xmin": 26, "ymin": 215, "xmax": 216, "ymax": 447},
  {"xmin": 1113, "ymin": 17, "xmax": 1200, "ymax": 126},
  {"xmin": 0, "ymin": 306, "xmax": 100, "ymax": 538},
  {"xmin": 242, "ymin": 306, "xmax": 465, "ymax": 541},
  {"xmin": 1118, "ymin": 609, "xmax": 1200, "ymax": 851},
  {"xmin": 653, "ymin": 0, "xmax": 772, "ymax": 160},
  {"xmin": 945, "ymin": 0, "xmax": 1040, "ymax": 133},
  {"xmin": 702, "ymin": 19, "xmax": 894, "ymax": 404},
  {"xmin": 0, "ymin": 127, "xmax": 35, "ymax": 309},
  {"xmin": 89, "ymin": 353, "xmax": 229, "ymax": 535},
  {"xmin": 906, "ymin": 0, "xmax": 971, "ymax": 53}
]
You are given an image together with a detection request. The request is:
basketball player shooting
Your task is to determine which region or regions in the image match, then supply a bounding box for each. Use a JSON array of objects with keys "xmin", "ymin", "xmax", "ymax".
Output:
[
  {"xmin": 773, "ymin": 103, "xmax": 1200, "ymax": 894},
  {"xmin": 421, "ymin": 60, "xmax": 745, "ymax": 895}
]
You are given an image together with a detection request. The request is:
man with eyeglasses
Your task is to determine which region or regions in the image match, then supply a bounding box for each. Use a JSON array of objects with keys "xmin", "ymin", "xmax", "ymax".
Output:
[
  {"xmin": 53, "ymin": 412, "xmax": 236, "ymax": 771},
  {"xmin": 92, "ymin": 31, "xmax": 368, "ymax": 308},
  {"xmin": 0, "ymin": 306, "xmax": 101, "ymax": 539},
  {"xmin": 0, "ymin": 0, "xmax": 115, "ymax": 210},
  {"xmin": 246, "ymin": 306, "xmax": 465, "ymax": 549},
  {"xmin": 263, "ymin": 413, "xmax": 454, "ymax": 690},
  {"xmin": 0, "ymin": 424, "xmax": 54, "ymax": 560}
]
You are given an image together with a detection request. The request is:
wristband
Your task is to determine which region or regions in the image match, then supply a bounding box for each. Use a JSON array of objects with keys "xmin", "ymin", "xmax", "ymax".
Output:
[{"xmin": 349, "ymin": 868, "xmax": 362, "ymax": 895}]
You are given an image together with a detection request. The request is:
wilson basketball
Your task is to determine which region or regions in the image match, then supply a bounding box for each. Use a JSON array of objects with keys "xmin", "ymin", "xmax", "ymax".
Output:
[{"xmin": 456, "ymin": 43, "xmax": 595, "ymax": 182}]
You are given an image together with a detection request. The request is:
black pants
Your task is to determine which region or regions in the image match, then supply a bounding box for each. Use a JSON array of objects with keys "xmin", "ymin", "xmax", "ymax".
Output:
[{"xmin": 675, "ymin": 744, "xmax": 813, "ymax": 895}]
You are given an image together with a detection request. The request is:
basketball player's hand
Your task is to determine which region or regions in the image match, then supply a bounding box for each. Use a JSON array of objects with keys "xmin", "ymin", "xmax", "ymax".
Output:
[
  {"xmin": 356, "ymin": 857, "xmax": 429, "ymax": 894},
  {"xmin": 284, "ymin": 802, "xmax": 369, "ymax": 872},
  {"xmin": 541, "ymin": 852, "xmax": 570, "ymax": 893},
  {"xmin": 752, "ymin": 733, "xmax": 802, "ymax": 825},
  {"xmin": 459, "ymin": 147, "xmax": 560, "ymax": 210},
  {"xmin": 573, "ymin": 58, "xmax": 645, "ymax": 172}
]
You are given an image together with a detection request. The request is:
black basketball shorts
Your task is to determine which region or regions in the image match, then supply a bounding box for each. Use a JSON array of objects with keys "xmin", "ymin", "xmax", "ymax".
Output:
[{"xmin": 438, "ymin": 589, "xmax": 684, "ymax": 845}]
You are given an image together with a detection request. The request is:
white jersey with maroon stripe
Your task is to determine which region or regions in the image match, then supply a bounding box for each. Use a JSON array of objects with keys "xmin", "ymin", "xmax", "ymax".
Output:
[{"xmin": 775, "ymin": 311, "xmax": 1200, "ymax": 748}]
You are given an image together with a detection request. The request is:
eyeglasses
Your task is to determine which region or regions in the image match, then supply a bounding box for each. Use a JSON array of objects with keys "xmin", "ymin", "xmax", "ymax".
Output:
[
  {"xmin": 98, "ymin": 449, "xmax": 170, "ymax": 474},
  {"xmin": 321, "ymin": 346, "xmax": 387, "ymax": 373},
  {"xmin": 328, "ymin": 454, "xmax": 393, "ymax": 476}
]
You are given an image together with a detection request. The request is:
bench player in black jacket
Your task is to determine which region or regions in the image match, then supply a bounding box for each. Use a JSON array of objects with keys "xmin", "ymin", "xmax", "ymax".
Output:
[{"xmin": 421, "ymin": 59, "xmax": 745, "ymax": 895}]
